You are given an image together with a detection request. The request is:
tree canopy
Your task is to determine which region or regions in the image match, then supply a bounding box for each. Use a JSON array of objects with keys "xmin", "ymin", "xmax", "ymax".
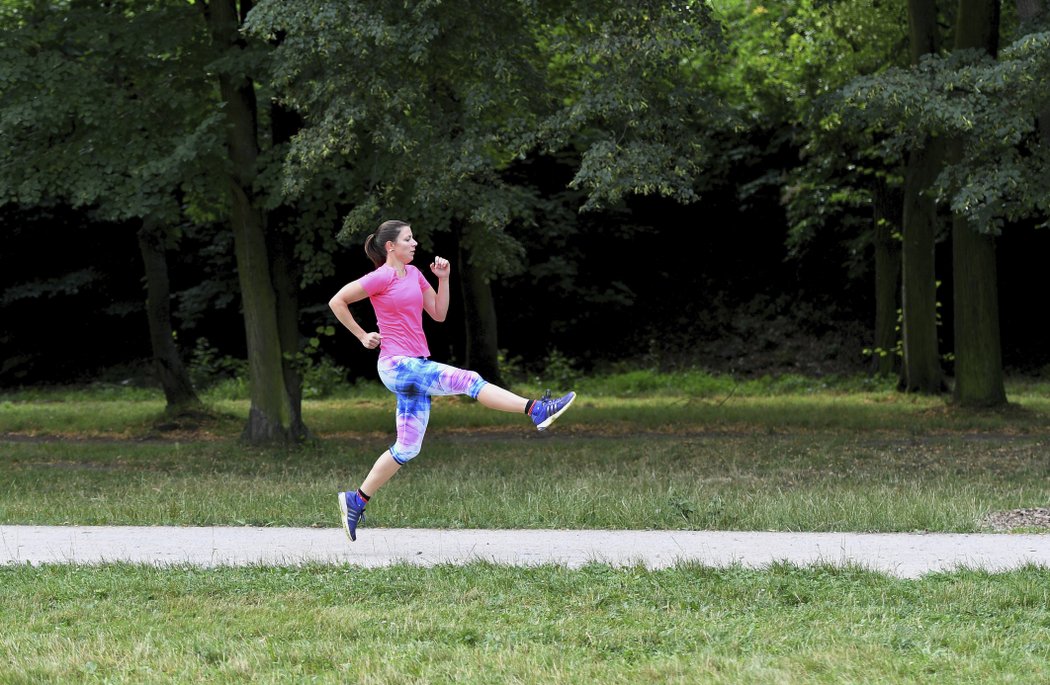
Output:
[{"xmin": 3, "ymin": 0, "xmax": 1050, "ymax": 407}]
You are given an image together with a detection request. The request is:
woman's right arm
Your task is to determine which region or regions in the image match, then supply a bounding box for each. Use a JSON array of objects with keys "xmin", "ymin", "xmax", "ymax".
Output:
[{"xmin": 329, "ymin": 281, "xmax": 382, "ymax": 350}]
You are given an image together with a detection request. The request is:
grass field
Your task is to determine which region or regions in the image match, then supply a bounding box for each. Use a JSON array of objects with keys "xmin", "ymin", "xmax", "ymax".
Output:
[
  {"xmin": 2, "ymin": 563, "xmax": 1049, "ymax": 683},
  {"xmin": 2, "ymin": 370, "xmax": 1049, "ymax": 683}
]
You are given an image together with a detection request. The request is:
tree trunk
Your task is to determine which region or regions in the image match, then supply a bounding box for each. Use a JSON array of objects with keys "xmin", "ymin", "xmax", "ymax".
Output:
[
  {"xmin": 950, "ymin": 214, "xmax": 1005, "ymax": 406},
  {"xmin": 455, "ymin": 225, "xmax": 505, "ymax": 386},
  {"xmin": 955, "ymin": 0, "xmax": 999, "ymax": 55},
  {"xmin": 907, "ymin": 0, "xmax": 939, "ymax": 62},
  {"xmin": 271, "ymin": 225, "xmax": 312, "ymax": 438},
  {"xmin": 950, "ymin": 0, "xmax": 1006, "ymax": 408},
  {"xmin": 872, "ymin": 178, "xmax": 903, "ymax": 377},
  {"xmin": 270, "ymin": 99, "xmax": 312, "ymax": 440},
  {"xmin": 900, "ymin": 0, "xmax": 945, "ymax": 393},
  {"xmin": 137, "ymin": 218, "xmax": 202, "ymax": 413},
  {"xmin": 204, "ymin": 0, "xmax": 303, "ymax": 444},
  {"xmin": 900, "ymin": 137, "xmax": 945, "ymax": 392}
]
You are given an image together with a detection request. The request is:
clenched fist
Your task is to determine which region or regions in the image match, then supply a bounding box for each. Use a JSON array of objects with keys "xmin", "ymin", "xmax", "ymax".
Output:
[
  {"xmin": 431, "ymin": 256, "xmax": 451, "ymax": 279},
  {"xmin": 360, "ymin": 332, "xmax": 382, "ymax": 350}
]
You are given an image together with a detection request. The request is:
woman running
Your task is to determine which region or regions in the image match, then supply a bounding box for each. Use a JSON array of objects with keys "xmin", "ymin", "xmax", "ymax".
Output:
[{"xmin": 328, "ymin": 219, "xmax": 576, "ymax": 541}]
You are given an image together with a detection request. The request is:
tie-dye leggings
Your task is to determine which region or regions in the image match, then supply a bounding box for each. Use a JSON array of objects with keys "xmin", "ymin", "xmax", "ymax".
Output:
[{"xmin": 377, "ymin": 356, "xmax": 489, "ymax": 464}]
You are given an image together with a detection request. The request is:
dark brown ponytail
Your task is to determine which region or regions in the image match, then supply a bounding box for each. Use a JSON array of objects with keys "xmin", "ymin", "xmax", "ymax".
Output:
[{"xmin": 364, "ymin": 220, "xmax": 410, "ymax": 268}]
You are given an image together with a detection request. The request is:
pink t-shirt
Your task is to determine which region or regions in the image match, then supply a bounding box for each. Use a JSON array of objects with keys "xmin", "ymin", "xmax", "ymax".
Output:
[{"xmin": 358, "ymin": 264, "xmax": 433, "ymax": 358}]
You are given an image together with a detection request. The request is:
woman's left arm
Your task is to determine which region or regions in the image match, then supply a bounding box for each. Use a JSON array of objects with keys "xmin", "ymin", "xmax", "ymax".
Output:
[{"xmin": 423, "ymin": 256, "xmax": 451, "ymax": 322}]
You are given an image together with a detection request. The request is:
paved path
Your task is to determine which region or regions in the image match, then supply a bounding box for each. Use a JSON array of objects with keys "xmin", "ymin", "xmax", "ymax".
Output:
[{"xmin": 2, "ymin": 526, "xmax": 1048, "ymax": 578}]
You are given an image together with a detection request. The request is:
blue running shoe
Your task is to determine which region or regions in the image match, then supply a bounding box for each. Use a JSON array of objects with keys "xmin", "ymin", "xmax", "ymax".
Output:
[
  {"xmin": 338, "ymin": 491, "xmax": 367, "ymax": 542},
  {"xmin": 530, "ymin": 390, "xmax": 576, "ymax": 431}
]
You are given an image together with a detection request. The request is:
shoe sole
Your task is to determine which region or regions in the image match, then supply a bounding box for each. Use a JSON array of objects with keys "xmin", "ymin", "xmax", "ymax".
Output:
[
  {"xmin": 537, "ymin": 392, "xmax": 576, "ymax": 431},
  {"xmin": 337, "ymin": 492, "xmax": 355, "ymax": 541}
]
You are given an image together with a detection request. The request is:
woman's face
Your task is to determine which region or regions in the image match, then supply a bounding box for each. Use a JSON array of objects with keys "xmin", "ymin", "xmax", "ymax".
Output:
[{"xmin": 388, "ymin": 226, "xmax": 417, "ymax": 264}]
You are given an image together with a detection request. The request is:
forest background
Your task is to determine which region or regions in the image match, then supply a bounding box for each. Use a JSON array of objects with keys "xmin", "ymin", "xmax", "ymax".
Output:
[{"xmin": 2, "ymin": 0, "xmax": 1049, "ymax": 444}]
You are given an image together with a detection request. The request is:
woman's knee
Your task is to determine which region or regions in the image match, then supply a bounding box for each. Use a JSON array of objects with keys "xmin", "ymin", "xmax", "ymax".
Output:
[
  {"xmin": 441, "ymin": 367, "xmax": 486, "ymax": 398},
  {"xmin": 467, "ymin": 375, "xmax": 487, "ymax": 399},
  {"xmin": 390, "ymin": 443, "xmax": 421, "ymax": 464}
]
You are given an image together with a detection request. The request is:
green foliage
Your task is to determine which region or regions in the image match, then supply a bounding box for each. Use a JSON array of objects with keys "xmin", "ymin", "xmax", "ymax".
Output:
[
  {"xmin": 284, "ymin": 325, "xmax": 349, "ymax": 398},
  {"xmin": 495, "ymin": 348, "xmax": 526, "ymax": 385},
  {"xmin": 862, "ymin": 305, "xmax": 904, "ymax": 365},
  {"xmin": 245, "ymin": 0, "xmax": 549, "ymax": 279},
  {"xmin": 300, "ymin": 356, "xmax": 350, "ymax": 399},
  {"xmin": 243, "ymin": 0, "xmax": 730, "ymax": 287},
  {"xmin": 188, "ymin": 323, "xmax": 351, "ymax": 401},
  {"xmin": 188, "ymin": 338, "xmax": 248, "ymax": 392},
  {"xmin": 0, "ymin": 1, "xmax": 226, "ymax": 222},
  {"xmin": 709, "ymin": 0, "xmax": 908, "ymax": 118},
  {"xmin": 0, "ymin": 0, "xmax": 246, "ymax": 355},
  {"xmin": 0, "ymin": 268, "xmax": 103, "ymax": 304},
  {"xmin": 534, "ymin": 1, "xmax": 723, "ymax": 211},
  {"xmin": 532, "ymin": 347, "xmax": 579, "ymax": 389},
  {"xmin": 856, "ymin": 281, "xmax": 952, "ymax": 367},
  {"xmin": 706, "ymin": 0, "xmax": 910, "ymax": 269},
  {"xmin": 837, "ymin": 31, "xmax": 1050, "ymax": 232}
]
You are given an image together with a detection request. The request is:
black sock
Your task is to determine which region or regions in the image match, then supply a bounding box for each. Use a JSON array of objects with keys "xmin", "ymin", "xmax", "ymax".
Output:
[
  {"xmin": 357, "ymin": 488, "xmax": 371, "ymax": 503},
  {"xmin": 524, "ymin": 399, "xmax": 535, "ymax": 415}
]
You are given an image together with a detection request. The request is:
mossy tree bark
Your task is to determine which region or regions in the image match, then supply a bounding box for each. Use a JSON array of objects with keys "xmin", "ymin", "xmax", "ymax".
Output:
[{"xmin": 949, "ymin": 0, "xmax": 1006, "ymax": 408}]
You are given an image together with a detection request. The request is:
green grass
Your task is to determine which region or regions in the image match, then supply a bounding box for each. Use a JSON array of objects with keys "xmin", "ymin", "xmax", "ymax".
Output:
[
  {"xmin": 2, "ymin": 563, "xmax": 1048, "ymax": 684},
  {"xmin": 3, "ymin": 369, "xmax": 1050, "ymax": 437},
  {"xmin": 1, "ymin": 370, "xmax": 1049, "ymax": 532},
  {"xmin": 3, "ymin": 370, "xmax": 1050, "ymax": 683},
  {"xmin": 2, "ymin": 420, "xmax": 1048, "ymax": 533}
]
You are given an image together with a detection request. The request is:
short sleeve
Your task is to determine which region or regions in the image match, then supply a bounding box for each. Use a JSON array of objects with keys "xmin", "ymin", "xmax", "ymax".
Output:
[
  {"xmin": 358, "ymin": 267, "xmax": 394, "ymax": 296},
  {"xmin": 415, "ymin": 267, "xmax": 431, "ymax": 293}
]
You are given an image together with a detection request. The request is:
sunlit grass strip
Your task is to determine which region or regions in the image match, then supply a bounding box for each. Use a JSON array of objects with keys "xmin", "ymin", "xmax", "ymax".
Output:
[
  {"xmin": 3, "ymin": 389, "xmax": 1050, "ymax": 438},
  {"xmin": 1, "ymin": 563, "xmax": 1048, "ymax": 683},
  {"xmin": 0, "ymin": 399, "xmax": 170, "ymax": 436}
]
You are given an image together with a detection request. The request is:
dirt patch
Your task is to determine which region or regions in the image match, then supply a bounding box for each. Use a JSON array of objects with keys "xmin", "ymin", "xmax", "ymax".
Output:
[{"xmin": 980, "ymin": 507, "xmax": 1050, "ymax": 532}]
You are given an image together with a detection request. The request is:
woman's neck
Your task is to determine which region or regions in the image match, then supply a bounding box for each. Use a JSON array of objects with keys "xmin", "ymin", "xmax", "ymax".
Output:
[{"xmin": 386, "ymin": 258, "xmax": 406, "ymax": 276}]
